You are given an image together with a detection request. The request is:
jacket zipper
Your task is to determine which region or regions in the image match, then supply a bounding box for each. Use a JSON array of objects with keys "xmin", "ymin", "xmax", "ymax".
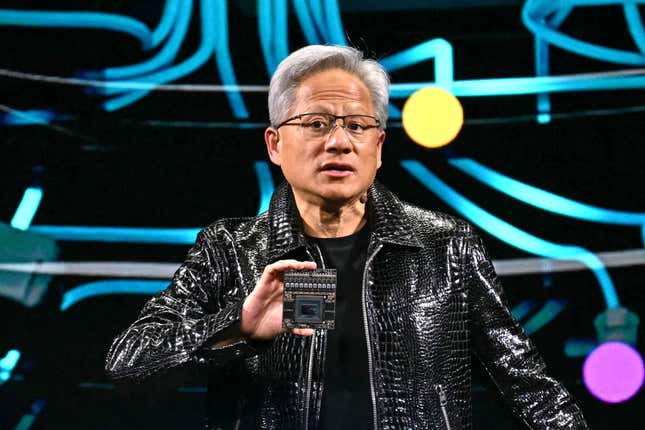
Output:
[
  {"xmin": 362, "ymin": 243, "xmax": 383, "ymax": 430},
  {"xmin": 434, "ymin": 384, "xmax": 452, "ymax": 430},
  {"xmin": 304, "ymin": 331, "xmax": 316, "ymax": 430},
  {"xmin": 303, "ymin": 245, "xmax": 326, "ymax": 430}
]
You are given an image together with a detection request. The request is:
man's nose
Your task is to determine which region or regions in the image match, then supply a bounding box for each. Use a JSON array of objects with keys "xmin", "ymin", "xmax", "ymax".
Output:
[{"xmin": 325, "ymin": 120, "xmax": 352, "ymax": 152}]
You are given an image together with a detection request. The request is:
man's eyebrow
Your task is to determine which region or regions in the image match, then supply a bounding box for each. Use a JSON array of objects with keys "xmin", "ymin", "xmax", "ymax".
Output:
[
  {"xmin": 303, "ymin": 104, "xmax": 333, "ymax": 113},
  {"xmin": 303, "ymin": 102, "xmax": 369, "ymax": 114}
]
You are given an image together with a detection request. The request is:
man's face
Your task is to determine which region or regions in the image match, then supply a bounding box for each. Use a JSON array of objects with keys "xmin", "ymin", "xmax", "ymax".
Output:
[{"xmin": 265, "ymin": 69, "xmax": 385, "ymax": 207}]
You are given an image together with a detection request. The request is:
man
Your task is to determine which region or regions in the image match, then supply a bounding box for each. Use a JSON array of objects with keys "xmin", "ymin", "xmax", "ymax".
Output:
[{"xmin": 106, "ymin": 45, "xmax": 588, "ymax": 429}]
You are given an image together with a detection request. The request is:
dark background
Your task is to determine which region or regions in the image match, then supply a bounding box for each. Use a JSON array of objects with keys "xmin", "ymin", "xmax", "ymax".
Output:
[{"xmin": 1, "ymin": 1, "xmax": 644, "ymax": 428}]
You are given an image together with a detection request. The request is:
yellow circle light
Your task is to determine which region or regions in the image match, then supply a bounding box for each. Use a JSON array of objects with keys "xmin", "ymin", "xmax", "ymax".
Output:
[{"xmin": 402, "ymin": 87, "xmax": 464, "ymax": 148}]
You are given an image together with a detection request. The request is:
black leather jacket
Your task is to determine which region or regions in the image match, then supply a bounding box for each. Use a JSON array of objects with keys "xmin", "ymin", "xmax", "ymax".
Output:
[{"xmin": 106, "ymin": 181, "xmax": 588, "ymax": 429}]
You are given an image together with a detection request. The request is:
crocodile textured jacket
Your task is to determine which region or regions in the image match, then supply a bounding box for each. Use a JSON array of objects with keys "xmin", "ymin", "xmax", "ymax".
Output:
[{"xmin": 106, "ymin": 181, "xmax": 588, "ymax": 430}]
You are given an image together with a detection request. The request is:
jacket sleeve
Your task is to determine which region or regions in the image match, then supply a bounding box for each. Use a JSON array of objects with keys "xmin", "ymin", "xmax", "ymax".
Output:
[
  {"xmin": 105, "ymin": 229, "xmax": 261, "ymax": 381},
  {"xmin": 466, "ymin": 233, "xmax": 588, "ymax": 429}
]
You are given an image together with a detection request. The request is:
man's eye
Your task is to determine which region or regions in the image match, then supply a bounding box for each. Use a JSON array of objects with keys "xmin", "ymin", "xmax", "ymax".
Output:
[
  {"xmin": 309, "ymin": 120, "xmax": 327, "ymax": 129},
  {"xmin": 347, "ymin": 121, "xmax": 366, "ymax": 131}
]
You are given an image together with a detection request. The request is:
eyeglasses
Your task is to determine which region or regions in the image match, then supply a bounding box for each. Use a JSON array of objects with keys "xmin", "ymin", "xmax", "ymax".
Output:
[{"xmin": 275, "ymin": 112, "xmax": 381, "ymax": 141}]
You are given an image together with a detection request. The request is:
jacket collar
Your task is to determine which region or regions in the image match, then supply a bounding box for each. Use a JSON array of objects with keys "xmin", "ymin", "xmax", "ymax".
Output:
[{"xmin": 266, "ymin": 181, "xmax": 422, "ymax": 262}]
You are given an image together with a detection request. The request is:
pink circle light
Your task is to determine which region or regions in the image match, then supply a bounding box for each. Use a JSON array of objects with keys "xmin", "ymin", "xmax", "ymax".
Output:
[{"xmin": 583, "ymin": 342, "xmax": 644, "ymax": 403}]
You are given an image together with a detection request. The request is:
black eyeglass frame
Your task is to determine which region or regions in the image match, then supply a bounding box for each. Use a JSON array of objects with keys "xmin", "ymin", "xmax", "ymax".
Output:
[{"xmin": 274, "ymin": 112, "xmax": 382, "ymax": 132}]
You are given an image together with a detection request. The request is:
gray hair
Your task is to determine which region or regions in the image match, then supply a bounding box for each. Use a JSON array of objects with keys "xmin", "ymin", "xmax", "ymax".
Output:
[{"xmin": 268, "ymin": 45, "xmax": 390, "ymax": 128}]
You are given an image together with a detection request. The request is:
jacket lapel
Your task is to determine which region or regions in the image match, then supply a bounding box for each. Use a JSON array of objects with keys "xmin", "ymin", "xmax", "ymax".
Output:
[
  {"xmin": 366, "ymin": 181, "xmax": 423, "ymax": 250},
  {"xmin": 266, "ymin": 180, "xmax": 423, "ymax": 263},
  {"xmin": 266, "ymin": 182, "xmax": 309, "ymax": 263}
]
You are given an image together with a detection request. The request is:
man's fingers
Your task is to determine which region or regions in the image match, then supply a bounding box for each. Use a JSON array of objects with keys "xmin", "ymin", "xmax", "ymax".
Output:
[
  {"xmin": 291, "ymin": 328, "xmax": 315, "ymax": 337},
  {"xmin": 253, "ymin": 259, "xmax": 317, "ymax": 300},
  {"xmin": 265, "ymin": 259, "xmax": 317, "ymax": 276}
]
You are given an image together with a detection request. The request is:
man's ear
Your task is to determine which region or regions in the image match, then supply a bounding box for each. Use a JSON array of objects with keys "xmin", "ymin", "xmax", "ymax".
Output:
[
  {"xmin": 375, "ymin": 130, "xmax": 385, "ymax": 170},
  {"xmin": 264, "ymin": 127, "xmax": 282, "ymax": 166}
]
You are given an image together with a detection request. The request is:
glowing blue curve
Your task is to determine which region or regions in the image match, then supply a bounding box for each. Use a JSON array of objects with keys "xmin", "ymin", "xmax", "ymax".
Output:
[
  {"xmin": 11, "ymin": 187, "xmax": 43, "ymax": 231},
  {"xmin": 0, "ymin": 349, "xmax": 21, "ymax": 385},
  {"xmin": 535, "ymin": 37, "xmax": 552, "ymax": 124},
  {"xmin": 0, "ymin": 9, "xmax": 153, "ymax": 50},
  {"xmin": 214, "ymin": 0, "xmax": 249, "ymax": 118},
  {"xmin": 400, "ymin": 160, "xmax": 619, "ymax": 309},
  {"xmin": 565, "ymin": 338, "xmax": 597, "ymax": 357},
  {"xmin": 292, "ymin": 0, "xmax": 321, "ymax": 44},
  {"xmin": 522, "ymin": 0, "xmax": 645, "ymax": 66},
  {"xmin": 28, "ymin": 225, "xmax": 200, "ymax": 245},
  {"xmin": 624, "ymin": 3, "xmax": 645, "ymax": 55},
  {"xmin": 308, "ymin": 0, "xmax": 330, "ymax": 42},
  {"xmin": 448, "ymin": 158, "xmax": 645, "ymax": 234},
  {"xmin": 103, "ymin": 0, "xmax": 216, "ymax": 111},
  {"xmin": 389, "ymin": 103, "xmax": 402, "ymax": 120},
  {"xmin": 258, "ymin": 0, "xmax": 278, "ymax": 74},
  {"xmin": 511, "ymin": 300, "xmax": 539, "ymax": 321},
  {"xmin": 0, "ymin": 109, "xmax": 55, "ymax": 125},
  {"xmin": 274, "ymin": 0, "xmax": 289, "ymax": 64},
  {"xmin": 380, "ymin": 38, "xmax": 454, "ymax": 89},
  {"xmin": 527, "ymin": 1, "xmax": 645, "ymax": 123},
  {"xmin": 254, "ymin": 161, "xmax": 275, "ymax": 214},
  {"xmin": 61, "ymin": 280, "xmax": 167, "ymax": 311},
  {"xmin": 323, "ymin": 0, "xmax": 348, "ymax": 45},
  {"xmin": 90, "ymin": 0, "xmax": 192, "ymax": 81},
  {"xmin": 522, "ymin": 299, "xmax": 568, "ymax": 335},
  {"xmin": 389, "ymin": 74, "xmax": 645, "ymax": 98},
  {"xmin": 151, "ymin": 0, "xmax": 181, "ymax": 47},
  {"xmin": 547, "ymin": 5, "xmax": 573, "ymax": 27},
  {"xmin": 379, "ymin": 39, "xmax": 454, "ymax": 120}
]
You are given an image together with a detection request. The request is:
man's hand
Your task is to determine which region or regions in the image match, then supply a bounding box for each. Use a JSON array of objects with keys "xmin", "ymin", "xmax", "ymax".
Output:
[{"xmin": 240, "ymin": 259, "xmax": 317, "ymax": 340}]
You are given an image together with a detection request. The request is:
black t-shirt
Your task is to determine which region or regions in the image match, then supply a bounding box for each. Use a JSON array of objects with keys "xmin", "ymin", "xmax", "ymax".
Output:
[{"xmin": 306, "ymin": 225, "xmax": 372, "ymax": 429}]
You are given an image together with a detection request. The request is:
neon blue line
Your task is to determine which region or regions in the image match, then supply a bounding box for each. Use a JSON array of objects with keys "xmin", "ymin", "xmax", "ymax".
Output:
[
  {"xmin": 535, "ymin": 37, "xmax": 551, "ymax": 124},
  {"xmin": 388, "ymin": 103, "xmax": 402, "ymax": 119},
  {"xmin": 28, "ymin": 225, "xmax": 200, "ymax": 244},
  {"xmin": 0, "ymin": 349, "xmax": 20, "ymax": 384},
  {"xmin": 274, "ymin": 0, "xmax": 289, "ymax": 63},
  {"xmin": 14, "ymin": 414, "xmax": 36, "ymax": 430},
  {"xmin": 389, "ymin": 74, "xmax": 645, "ymax": 98},
  {"xmin": 547, "ymin": 6, "xmax": 572, "ymax": 27},
  {"xmin": 61, "ymin": 280, "xmax": 167, "ymax": 311},
  {"xmin": 152, "ymin": 0, "xmax": 180, "ymax": 47},
  {"xmin": 511, "ymin": 300, "xmax": 538, "ymax": 321},
  {"xmin": 308, "ymin": 0, "xmax": 330, "ymax": 42},
  {"xmin": 400, "ymin": 160, "xmax": 619, "ymax": 309},
  {"xmin": 522, "ymin": 299, "xmax": 567, "ymax": 335},
  {"xmin": 10, "ymin": 187, "xmax": 43, "ymax": 231},
  {"xmin": 448, "ymin": 158, "xmax": 645, "ymax": 227},
  {"xmin": 254, "ymin": 161, "xmax": 275, "ymax": 214},
  {"xmin": 0, "ymin": 10, "xmax": 153, "ymax": 50},
  {"xmin": 624, "ymin": 3, "xmax": 645, "ymax": 55},
  {"xmin": 0, "ymin": 349, "xmax": 20, "ymax": 371},
  {"xmin": 103, "ymin": 0, "xmax": 216, "ymax": 111},
  {"xmin": 570, "ymin": 0, "xmax": 645, "ymax": 5},
  {"xmin": 214, "ymin": 0, "xmax": 249, "ymax": 118},
  {"xmin": 323, "ymin": 0, "xmax": 347, "ymax": 45},
  {"xmin": 564, "ymin": 338, "xmax": 597, "ymax": 358},
  {"xmin": 380, "ymin": 38, "xmax": 454, "ymax": 89},
  {"xmin": 292, "ymin": 0, "xmax": 321, "ymax": 44},
  {"xmin": 1, "ymin": 109, "xmax": 55, "ymax": 125},
  {"xmin": 258, "ymin": 0, "xmax": 277, "ymax": 74},
  {"xmin": 94, "ymin": 0, "xmax": 192, "ymax": 81},
  {"xmin": 522, "ymin": 1, "xmax": 645, "ymax": 65},
  {"xmin": 536, "ymin": 112, "xmax": 551, "ymax": 124}
]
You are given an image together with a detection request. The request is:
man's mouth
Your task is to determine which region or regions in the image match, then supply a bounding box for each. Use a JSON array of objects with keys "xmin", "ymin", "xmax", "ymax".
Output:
[{"xmin": 320, "ymin": 163, "xmax": 354, "ymax": 177}]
